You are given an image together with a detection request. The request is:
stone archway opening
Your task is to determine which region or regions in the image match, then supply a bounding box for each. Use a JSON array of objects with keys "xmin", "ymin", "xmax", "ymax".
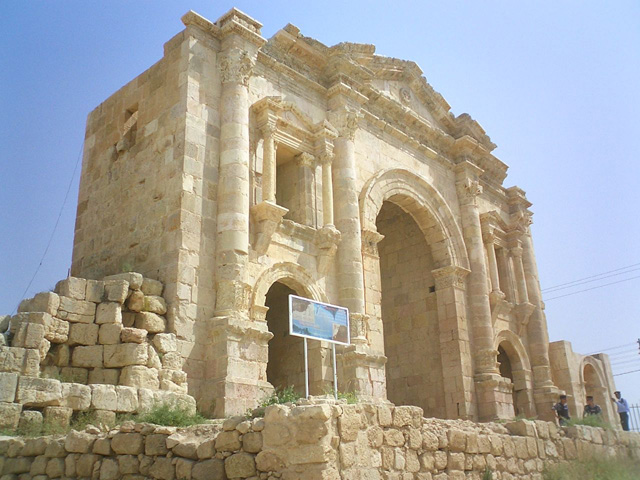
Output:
[
  {"xmin": 497, "ymin": 340, "xmax": 531, "ymax": 417},
  {"xmin": 583, "ymin": 362, "xmax": 606, "ymax": 415},
  {"xmin": 376, "ymin": 200, "xmax": 445, "ymax": 417},
  {"xmin": 265, "ymin": 282, "xmax": 305, "ymax": 395}
]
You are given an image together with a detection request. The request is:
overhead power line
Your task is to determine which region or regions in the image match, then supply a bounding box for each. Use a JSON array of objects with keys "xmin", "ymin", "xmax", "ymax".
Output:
[
  {"xmin": 13, "ymin": 141, "xmax": 84, "ymax": 314},
  {"xmin": 543, "ymin": 267, "xmax": 640, "ymax": 294},
  {"xmin": 613, "ymin": 368, "xmax": 640, "ymax": 377},
  {"xmin": 542, "ymin": 262, "xmax": 640, "ymax": 291},
  {"xmin": 587, "ymin": 342, "xmax": 637, "ymax": 355},
  {"xmin": 611, "ymin": 359, "xmax": 640, "ymax": 367},
  {"xmin": 544, "ymin": 275, "xmax": 640, "ymax": 302}
]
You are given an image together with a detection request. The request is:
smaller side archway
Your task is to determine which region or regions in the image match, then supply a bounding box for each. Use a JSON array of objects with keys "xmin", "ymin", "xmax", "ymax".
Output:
[
  {"xmin": 580, "ymin": 357, "xmax": 614, "ymax": 424},
  {"xmin": 495, "ymin": 330, "xmax": 536, "ymax": 418},
  {"xmin": 252, "ymin": 263, "xmax": 331, "ymax": 397}
]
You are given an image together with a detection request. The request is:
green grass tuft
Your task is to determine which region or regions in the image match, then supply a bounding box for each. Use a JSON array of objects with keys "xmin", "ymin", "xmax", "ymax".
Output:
[
  {"xmin": 565, "ymin": 415, "xmax": 611, "ymax": 429},
  {"xmin": 137, "ymin": 403, "xmax": 207, "ymax": 427},
  {"xmin": 543, "ymin": 457, "xmax": 640, "ymax": 480},
  {"xmin": 260, "ymin": 386, "xmax": 301, "ymax": 407},
  {"xmin": 482, "ymin": 467, "xmax": 493, "ymax": 480}
]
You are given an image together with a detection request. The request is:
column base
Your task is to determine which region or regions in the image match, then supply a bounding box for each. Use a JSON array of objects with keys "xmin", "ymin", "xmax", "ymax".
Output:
[
  {"xmin": 533, "ymin": 384, "xmax": 561, "ymax": 422},
  {"xmin": 475, "ymin": 373, "xmax": 516, "ymax": 421},
  {"xmin": 339, "ymin": 344, "xmax": 387, "ymax": 401}
]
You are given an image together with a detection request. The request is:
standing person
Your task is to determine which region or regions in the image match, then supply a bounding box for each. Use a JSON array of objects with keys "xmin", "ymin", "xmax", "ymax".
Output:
[
  {"xmin": 611, "ymin": 391, "xmax": 630, "ymax": 431},
  {"xmin": 552, "ymin": 394, "xmax": 571, "ymax": 426},
  {"xmin": 583, "ymin": 396, "xmax": 602, "ymax": 416}
]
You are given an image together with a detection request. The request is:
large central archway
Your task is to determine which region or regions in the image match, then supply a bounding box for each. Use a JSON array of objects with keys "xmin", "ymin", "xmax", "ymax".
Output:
[{"xmin": 377, "ymin": 201, "xmax": 445, "ymax": 417}]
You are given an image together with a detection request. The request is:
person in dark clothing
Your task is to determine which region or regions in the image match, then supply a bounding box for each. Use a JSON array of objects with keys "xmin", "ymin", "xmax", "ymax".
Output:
[
  {"xmin": 552, "ymin": 394, "xmax": 571, "ymax": 426},
  {"xmin": 583, "ymin": 396, "xmax": 602, "ymax": 416},
  {"xmin": 612, "ymin": 391, "xmax": 630, "ymax": 431}
]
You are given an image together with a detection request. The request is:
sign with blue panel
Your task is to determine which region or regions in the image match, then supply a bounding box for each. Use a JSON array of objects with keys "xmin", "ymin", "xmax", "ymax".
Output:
[{"xmin": 288, "ymin": 295, "xmax": 350, "ymax": 346}]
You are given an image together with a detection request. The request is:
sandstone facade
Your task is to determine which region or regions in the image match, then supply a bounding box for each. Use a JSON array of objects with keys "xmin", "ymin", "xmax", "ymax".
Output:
[{"xmin": 33, "ymin": 7, "xmax": 616, "ymax": 421}]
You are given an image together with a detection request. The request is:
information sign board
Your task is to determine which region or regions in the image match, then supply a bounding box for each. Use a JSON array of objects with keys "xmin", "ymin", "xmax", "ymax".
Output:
[{"xmin": 288, "ymin": 295, "xmax": 350, "ymax": 346}]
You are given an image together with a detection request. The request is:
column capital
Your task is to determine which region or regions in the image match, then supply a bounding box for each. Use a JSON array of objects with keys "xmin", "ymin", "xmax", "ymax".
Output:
[
  {"xmin": 219, "ymin": 48, "xmax": 257, "ymax": 86},
  {"xmin": 328, "ymin": 104, "xmax": 363, "ymax": 141},
  {"xmin": 361, "ymin": 228, "xmax": 385, "ymax": 257},
  {"xmin": 261, "ymin": 123, "xmax": 277, "ymax": 139},
  {"xmin": 432, "ymin": 265, "xmax": 471, "ymax": 290},
  {"xmin": 295, "ymin": 152, "xmax": 316, "ymax": 168},
  {"xmin": 510, "ymin": 246, "xmax": 524, "ymax": 258},
  {"xmin": 319, "ymin": 152, "xmax": 335, "ymax": 165}
]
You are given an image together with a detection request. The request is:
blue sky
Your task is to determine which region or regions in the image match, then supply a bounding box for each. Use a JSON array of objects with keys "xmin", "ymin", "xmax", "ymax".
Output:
[{"xmin": 1, "ymin": 1, "xmax": 639, "ymax": 405}]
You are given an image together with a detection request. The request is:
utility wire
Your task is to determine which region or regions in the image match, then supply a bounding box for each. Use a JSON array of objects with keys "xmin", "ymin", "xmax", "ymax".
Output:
[
  {"xmin": 587, "ymin": 342, "xmax": 637, "ymax": 355},
  {"xmin": 12, "ymin": 141, "xmax": 84, "ymax": 314},
  {"xmin": 611, "ymin": 359, "xmax": 640, "ymax": 367},
  {"xmin": 608, "ymin": 349, "xmax": 639, "ymax": 357},
  {"xmin": 545, "ymin": 275, "xmax": 640, "ymax": 301},
  {"xmin": 543, "ymin": 267, "xmax": 640, "ymax": 294},
  {"xmin": 542, "ymin": 262, "xmax": 640, "ymax": 291},
  {"xmin": 613, "ymin": 368, "xmax": 640, "ymax": 377}
]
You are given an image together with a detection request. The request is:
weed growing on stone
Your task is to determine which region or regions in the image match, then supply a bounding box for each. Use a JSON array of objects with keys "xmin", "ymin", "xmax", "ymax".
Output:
[
  {"xmin": 482, "ymin": 467, "xmax": 493, "ymax": 480},
  {"xmin": 337, "ymin": 391, "xmax": 358, "ymax": 404},
  {"xmin": 542, "ymin": 457, "xmax": 640, "ymax": 480},
  {"xmin": 565, "ymin": 415, "xmax": 611, "ymax": 429},
  {"xmin": 137, "ymin": 403, "xmax": 208, "ymax": 427},
  {"xmin": 259, "ymin": 386, "xmax": 301, "ymax": 407}
]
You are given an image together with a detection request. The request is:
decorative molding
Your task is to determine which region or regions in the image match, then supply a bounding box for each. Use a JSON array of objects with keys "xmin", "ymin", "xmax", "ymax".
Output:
[
  {"xmin": 515, "ymin": 302, "xmax": 536, "ymax": 336},
  {"xmin": 219, "ymin": 48, "xmax": 256, "ymax": 86},
  {"xmin": 315, "ymin": 224, "xmax": 341, "ymax": 275},
  {"xmin": 490, "ymin": 290, "xmax": 511, "ymax": 326},
  {"xmin": 295, "ymin": 152, "xmax": 315, "ymax": 168},
  {"xmin": 214, "ymin": 280, "xmax": 253, "ymax": 317},
  {"xmin": 361, "ymin": 228, "xmax": 385, "ymax": 257},
  {"xmin": 251, "ymin": 201, "xmax": 289, "ymax": 255},
  {"xmin": 349, "ymin": 312, "xmax": 369, "ymax": 346},
  {"xmin": 329, "ymin": 107, "xmax": 363, "ymax": 141},
  {"xmin": 432, "ymin": 265, "xmax": 471, "ymax": 291}
]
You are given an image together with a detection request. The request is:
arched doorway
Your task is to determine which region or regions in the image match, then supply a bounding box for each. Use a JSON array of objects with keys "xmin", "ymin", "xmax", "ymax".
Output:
[
  {"xmin": 376, "ymin": 201, "xmax": 445, "ymax": 417},
  {"xmin": 583, "ymin": 362, "xmax": 607, "ymax": 420},
  {"xmin": 264, "ymin": 281, "xmax": 305, "ymax": 395},
  {"xmin": 496, "ymin": 338, "xmax": 534, "ymax": 418}
]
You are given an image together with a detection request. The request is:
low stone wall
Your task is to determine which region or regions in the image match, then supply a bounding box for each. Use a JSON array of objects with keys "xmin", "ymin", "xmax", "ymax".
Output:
[
  {"xmin": 0, "ymin": 273, "xmax": 195, "ymax": 431},
  {"xmin": 1, "ymin": 402, "xmax": 638, "ymax": 480}
]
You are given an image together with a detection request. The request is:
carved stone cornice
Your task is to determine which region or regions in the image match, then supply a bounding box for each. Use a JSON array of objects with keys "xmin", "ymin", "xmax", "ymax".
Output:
[
  {"xmin": 361, "ymin": 228, "xmax": 385, "ymax": 257},
  {"xmin": 328, "ymin": 106, "xmax": 363, "ymax": 141},
  {"xmin": 490, "ymin": 290, "xmax": 511, "ymax": 325},
  {"xmin": 315, "ymin": 224, "xmax": 341, "ymax": 275},
  {"xmin": 515, "ymin": 302, "xmax": 536, "ymax": 336},
  {"xmin": 250, "ymin": 201, "xmax": 289, "ymax": 255},
  {"xmin": 216, "ymin": 8, "xmax": 265, "ymax": 48},
  {"xmin": 210, "ymin": 315, "xmax": 273, "ymax": 343},
  {"xmin": 432, "ymin": 265, "xmax": 471, "ymax": 291}
]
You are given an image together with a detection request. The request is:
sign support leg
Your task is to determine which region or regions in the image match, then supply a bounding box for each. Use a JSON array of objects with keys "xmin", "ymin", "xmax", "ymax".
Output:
[
  {"xmin": 303, "ymin": 337, "xmax": 309, "ymax": 398},
  {"xmin": 332, "ymin": 343, "xmax": 338, "ymax": 400}
]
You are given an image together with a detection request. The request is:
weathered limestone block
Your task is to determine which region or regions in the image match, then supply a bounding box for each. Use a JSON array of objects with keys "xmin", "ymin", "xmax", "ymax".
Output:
[
  {"xmin": 143, "ymin": 295, "xmax": 167, "ymax": 315},
  {"xmin": 85, "ymin": 279, "xmax": 105, "ymax": 303},
  {"xmin": 94, "ymin": 409, "xmax": 116, "ymax": 425},
  {"xmin": 119, "ymin": 454, "xmax": 140, "ymax": 474},
  {"xmin": 55, "ymin": 277, "xmax": 87, "ymax": 300},
  {"xmin": 448, "ymin": 430, "xmax": 467, "ymax": 452},
  {"xmin": 141, "ymin": 278, "xmax": 163, "ymax": 296},
  {"xmin": 192, "ymin": 458, "xmax": 226, "ymax": 480},
  {"xmin": 68, "ymin": 323, "xmax": 99, "ymax": 346},
  {"xmin": 16, "ymin": 377, "xmax": 62, "ymax": 407},
  {"xmin": 57, "ymin": 296, "xmax": 96, "ymax": 323},
  {"xmin": 154, "ymin": 391, "xmax": 196, "ymax": 413},
  {"xmin": 242, "ymin": 432, "xmax": 263, "ymax": 453},
  {"xmin": 161, "ymin": 351, "xmax": 183, "ymax": 370},
  {"xmin": 197, "ymin": 438, "xmax": 215, "ymax": 459},
  {"xmin": 0, "ymin": 372, "xmax": 18, "ymax": 402},
  {"xmin": 112, "ymin": 433, "xmax": 144, "ymax": 455},
  {"xmin": 122, "ymin": 312, "xmax": 136, "ymax": 327},
  {"xmin": 159, "ymin": 369, "xmax": 188, "ymax": 393},
  {"xmin": 116, "ymin": 385, "xmax": 139, "ymax": 412},
  {"xmin": 225, "ymin": 452, "xmax": 256, "ymax": 478},
  {"xmin": 45, "ymin": 316, "xmax": 70, "ymax": 344},
  {"xmin": 18, "ymin": 292, "xmax": 60, "ymax": 315},
  {"xmin": 39, "ymin": 337, "xmax": 51, "ymax": 361},
  {"xmin": 215, "ymin": 430, "xmax": 241, "ymax": 451},
  {"xmin": 77, "ymin": 453, "xmax": 101, "ymax": 476},
  {"xmin": 0, "ymin": 314, "xmax": 10, "ymax": 332},
  {"xmin": 0, "ymin": 346, "xmax": 39, "ymax": 375},
  {"xmin": 43, "ymin": 406, "xmax": 73, "ymax": 430},
  {"xmin": 121, "ymin": 327, "xmax": 147, "ymax": 343},
  {"xmin": 90, "ymin": 384, "xmax": 118, "ymax": 410},
  {"xmin": 65, "ymin": 429, "xmax": 95, "ymax": 453},
  {"xmin": 104, "ymin": 272, "xmax": 143, "ymax": 290},
  {"xmin": 147, "ymin": 345, "xmax": 162, "ymax": 369},
  {"xmin": 104, "ymin": 343, "xmax": 148, "ymax": 367},
  {"xmin": 100, "ymin": 457, "xmax": 120, "ymax": 480},
  {"xmin": 149, "ymin": 456, "xmax": 175, "ymax": 480},
  {"xmin": 175, "ymin": 458, "xmax": 194, "ymax": 480},
  {"xmin": 104, "ymin": 279, "xmax": 130, "ymax": 303},
  {"xmin": 152, "ymin": 333, "xmax": 177, "ymax": 354},
  {"xmin": 146, "ymin": 434, "xmax": 169, "ymax": 455},
  {"xmin": 93, "ymin": 438, "xmax": 112, "ymax": 456},
  {"xmin": 255, "ymin": 451, "xmax": 285, "ymax": 472},
  {"xmin": 127, "ymin": 290, "xmax": 145, "ymax": 312},
  {"xmin": 44, "ymin": 438, "xmax": 66, "ymax": 457},
  {"xmin": 4, "ymin": 456, "xmax": 34, "ymax": 475},
  {"xmin": 137, "ymin": 388, "xmax": 155, "ymax": 413},
  {"xmin": 96, "ymin": 302, "xmax": 122, "ymax": 324},
  {"xmin": 60, "ymin": 366, "xmax": 88, "ymax": 384},
  {"xmin": 135, "ymin": 312, "xmax": 166, "ymax": 333},
  {"xmin": 12, "ymin": 322, "xmax": 45, "ymax": 349},
  {"xmin": 71, "ymin": 345, "xmax": 103, "ymax": 368},
  {"xmin": 120, "ymin": 365, "xmax": 159, "ymax": 389},
  {"xmin": 60, "ymin": 383, "xmax": 91, "ymax": 410},
  {"xmin": 384, "ymin": 429, "xmax": 405, "ymax": 447},
  {"xmin": 99, "ymin": 323, "xmax": 123, "ymax": 344},
  {"xmin": 19, "ymin": 410, "xmax": 43, "ymax": 434},
  {"xmin": 170, "ymin": 437, "xmax": 199, "ymax": 459}
]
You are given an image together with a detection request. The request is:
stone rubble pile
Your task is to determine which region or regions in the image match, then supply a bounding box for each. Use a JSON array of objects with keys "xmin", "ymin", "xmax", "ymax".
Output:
[
  {"xmin": 0, "ymin": 403, "xmax": 638, "ymax": 480},
  {"xmin": 0, "ymin": 273, "xmax": 195, "ymax": 431}
]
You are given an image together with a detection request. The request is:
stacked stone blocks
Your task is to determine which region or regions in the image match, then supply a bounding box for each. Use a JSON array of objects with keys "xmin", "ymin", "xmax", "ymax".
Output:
[{"xmin": 0, "ymin": 273, "xmax": 195, "ymax": 432}]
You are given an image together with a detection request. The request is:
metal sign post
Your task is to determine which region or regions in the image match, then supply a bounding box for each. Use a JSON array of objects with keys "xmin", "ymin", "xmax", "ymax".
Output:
[{"xmin": 288, "ymin": 294, "xmax": 350, "ymax": 400}]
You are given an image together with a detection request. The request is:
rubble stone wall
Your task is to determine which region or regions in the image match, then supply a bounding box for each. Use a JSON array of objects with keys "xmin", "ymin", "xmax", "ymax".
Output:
[
  {"xmin": 0, "ymin": 273, "xmax": 196, "ymax": 431},
  {"xmin": 1, "ymin": 403, "xmax": 638, "ymax": 480}
]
